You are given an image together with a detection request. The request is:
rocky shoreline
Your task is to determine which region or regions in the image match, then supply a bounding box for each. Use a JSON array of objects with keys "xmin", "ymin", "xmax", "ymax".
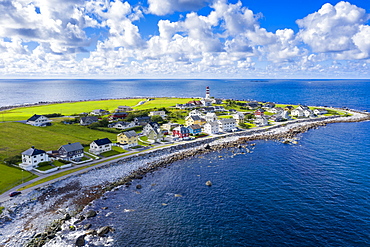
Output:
[{"xmin": 1, "ymin": 109, "xmax": 369, "ymax": 246}]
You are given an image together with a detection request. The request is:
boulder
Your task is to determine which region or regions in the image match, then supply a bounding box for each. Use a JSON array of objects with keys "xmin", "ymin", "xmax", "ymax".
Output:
[
  {"xmin": 136, "ymin": 184, "xmax": 142, "ymax": 189},
  {"xmin": 97, "ymin": 226, "xmax": 113, "ymax": 237},
  {"xmin": 75, "ymin": 235, "xmax": 86, "ymax": 247},
  {"xmin": 85, "ymin": 210, "xmax": 97, "ymax": 218},
  {"xmin": 84, "ymin": 223, "xmax": 92, "ymax": 230},
  {"xmin": 205, "ymin": 181, "xmax": 212, "ymax": 186}
]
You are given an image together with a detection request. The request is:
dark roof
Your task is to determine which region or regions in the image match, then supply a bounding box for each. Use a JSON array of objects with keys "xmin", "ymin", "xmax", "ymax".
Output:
[
  {"xmin": 135, "ymin": 116, "xmax": 150, "ymax": 121},
  {"xmin": 93, "ymin": 138, "xmax": 112, "ymax": 146},
  {"xmin": 81, "ymin": 116, "xmax": 99, "ymax": 122},
  {"xmin": 123, "ymin": 130, "xmax": 138, "ymax": 138},
  {"xmin": 188, "ymin": 124, "xmax": 201, "ymax": 130},
  {"xmin": 59, "ymin": 142, "xmax": 84, "ymax": 152},
  {"xmin": 188, "ymin": 115, "xmax": 202, "ymax": 121},
  {"xmin": 27, "ymin": 114, "xmax": 44, "ymax": 121},
  {"xmin": 22, "ymin": 147, "xmax": 46, "ymax": 156},
  {"xmin": 147, "ymin": 122, "xmax": 159, "ymax": 128}
]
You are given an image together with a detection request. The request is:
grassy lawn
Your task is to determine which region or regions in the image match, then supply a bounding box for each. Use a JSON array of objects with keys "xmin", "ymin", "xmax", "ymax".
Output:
[
  {"xmin": 0, "ymin": 164, "xmax": 37, "ymax": 194},
  {"xmin": 0, "ymin": 122, "xmax": 117, "ymax": 161},
  {"xmin": 36, "ymin": 164, "xmax": 56, "ymax": 171},
  {"xmin": 100, "ymin": 150, "xmax": 121, "ymax": 157},
  {"xmin": 134, "ymin": 98, "xmax": 193, "ymax": 110},
  {"xmin": 218, "ymin": 115, "xmax": 233, "ymax": 119},
  {"xmin": 53, "ymin": 160, "xmax": 70, "ymax": 167},
  {"xmin": 0, "ymin": 99, "xmax": 143, "ymax": 122}
]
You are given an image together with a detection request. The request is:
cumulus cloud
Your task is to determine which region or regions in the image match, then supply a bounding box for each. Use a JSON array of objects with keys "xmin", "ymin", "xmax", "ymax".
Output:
[
  {"xmin": 147, "ymin": 0, "xmax": 211, "ymax": 16},
  {"xmin": 0, "ymin": 0, "xmax": 369, "ymax": 78},
  {"xmin": 297, "ymin": 1, "xmax": 369, "ymax": 54}
]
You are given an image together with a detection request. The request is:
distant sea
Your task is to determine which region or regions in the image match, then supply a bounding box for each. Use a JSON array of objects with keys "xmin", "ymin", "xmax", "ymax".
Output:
[{"xmin": 1, "ymin": 79, "xmax": 370, "ymax": 246}]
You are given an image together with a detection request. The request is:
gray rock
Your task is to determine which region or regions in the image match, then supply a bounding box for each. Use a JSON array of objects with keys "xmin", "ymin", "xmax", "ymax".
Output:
[
  {"xmin": 75, "ymin": 235, "xmax": 86, "ymax": 247},
  {"xmin": 84, "ymin": 223, "xmax": 92, "ymax": 230},
  {"xmin": 97, "ymin": 226, "xmax": 113, "ymax": 237},
  {"xmin": 85, "ymin": 210, "xmax": 97, "ymax": 218}
]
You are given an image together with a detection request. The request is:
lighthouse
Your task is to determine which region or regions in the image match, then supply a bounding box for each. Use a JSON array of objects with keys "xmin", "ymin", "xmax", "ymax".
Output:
[
  {"xmin": 205, "ymin": 86, "xmax": 210, "ymax": 99},
  {"xmin": 202, "ymin": 86, "xmax": 212, "ymax": 106}
]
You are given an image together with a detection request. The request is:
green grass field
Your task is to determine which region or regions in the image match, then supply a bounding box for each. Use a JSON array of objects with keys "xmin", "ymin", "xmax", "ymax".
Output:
[
  {"xmin": 0, "ymin": 98, "xmax": 143, "ymax": 121},
  {"xmin": 0, "ymin": 122, "xmax": 118, "ymax": 161},
  {"xmin": 0, "ymin": 164, "xmax": 37, "ymax": 194},
  {"xmin": 0, "ymin": 98, "xmax": 194, "ymax": 122},
  {"xmin": 134, "ymin": 98, "xmax": 193, "ymax": 110}
]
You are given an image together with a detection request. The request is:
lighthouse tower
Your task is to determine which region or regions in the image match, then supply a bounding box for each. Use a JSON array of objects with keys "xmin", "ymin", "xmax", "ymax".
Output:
[
  {"xmin": 201, "ymin": 86, "xmax": 212, "ymax": 106},
  {"xmin": 205, "ymin": 86, "xmax": 210, "ymax": 99}
]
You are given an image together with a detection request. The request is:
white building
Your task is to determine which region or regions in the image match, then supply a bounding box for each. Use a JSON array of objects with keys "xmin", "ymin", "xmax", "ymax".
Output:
[
  {"xmin": 20, "ymin": 147, "xmax": 49, "ymax": 170},
  {"xmin": 233, "ymin": 112, "xmax": 245, "ymax": 124},
  {"xmin": 26, "ymin": 115, "xmax": 52, "ymax": 127},
  {"xmin": 218, "ymin": 118, "xmax": 236, "ymax": 132},
  {"xmin": 201, "ymin": 86, "xmax": 213, "ymax": 106},
  {"xmin": 205, "ymin": 112, "xmax": 218, "ymax": 122},
  {"xmin": 202, "ymin": 122, "xmax": 219, "ymax": 135},
  {"xmin": 89, "ymin": 138, "xmax": 113, "ymax": 155},
  {"xmin": 314, "ymin": 109, "xmax": 328, "ymax": 115},
  {"xmin": 254, "ymin": 116, "xmax": 269, "ymax": 126},
  {"xmin": 149, "ymin": 111, "xmax": 167, "ymax": 118},
  {"xmin": 189, "ymin": 109, "xmax": 204, "ymax": 117},
  {"xmin": 109, "ymin": 121, "xmax": 136, "ymax": 130}
]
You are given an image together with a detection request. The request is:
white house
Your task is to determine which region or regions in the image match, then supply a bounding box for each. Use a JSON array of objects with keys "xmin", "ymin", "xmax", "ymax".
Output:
[
  {"xmin": 20, "ymin": 147, "xmax": 49, "ymax": 170},
  {"xmin": 254, "ymin": 116, "xmax": 269, "ymax": 126},
  {"xmin": 314, "ymin": 109, "xmax": 328, "ymax": 115},
  {"xmin": 202, "ymin": 122, "xmax": 219, "ymax": 135},
  {"xmin": 109, "ymin": 121, "xmax": 136, "ymax": 130},
  {"xmin": 205, "ymin": 112, "xmax": 218, "ymax": 122},
  {"xmin": 90, "ymin": 109, "xmax": 109, "ymax": 116},
  {"xmin": 304, "ymin": 109, "xmax": 315, "ymax": 117},
  {"xmin": 89, "ymin": 138, "xmax": 112, "ymax": 155},
  {"xmin": 149, "ymin": 111, "xmax": 167, "ymax": 118},
  {"xmin": 26, "ymin": 115, "xmax": 52, "ymax": 127},
  {"xmin": 269, "ymin": 107, "xmax": 284, "ymax": 114},
  {"xmin": 291, "ymin": 109, "xmax": 305, "ymax": 117},
  {"xmin": 189, "ymin": 109, "xmax": 204, "ymax": 117},
  {"xmin": 233, "ymin": 112, "xmax": 245, "ymax": 124},
  {"xmin": 218, "ymin": 118, "xmax": 236, "ymax": 132}
]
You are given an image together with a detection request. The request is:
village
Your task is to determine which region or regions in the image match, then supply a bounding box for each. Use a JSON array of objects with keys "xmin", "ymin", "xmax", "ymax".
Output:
[{"xmin": 19, "ymin": 87, "xmax": 332, "ymax": 173}]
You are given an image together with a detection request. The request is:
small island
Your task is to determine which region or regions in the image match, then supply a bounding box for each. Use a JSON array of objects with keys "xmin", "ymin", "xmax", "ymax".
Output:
[{"xmin": 0, "ymin": 87, "xmax": 369, "ymax": 246}]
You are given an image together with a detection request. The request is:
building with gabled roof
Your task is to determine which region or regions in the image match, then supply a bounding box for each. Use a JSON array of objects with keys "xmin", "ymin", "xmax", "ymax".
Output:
[
  {"xmin": 20, "ymin": 146, "xmax": 49, "ymax": 170},
  {"xmin": 58, "ymin": 142, "xmax": 84, "ymax": 161},
  {"xmin": 172, "ymin": 126, "xmax": 190, "ymax": 139},
  {"xmin": 26, "ymin": 114, "xmax": 52, "ymax": 127},
  {"xmin": 80, "ymin": 116, "xmax": 99, "ymax": 126},
  {"xmin": 117, "ymin": 130, "xmax": 138, "ymax": 149},
  {"xmin": 89, "ymin": 138, "xmax": 113, "ymax": 155}
]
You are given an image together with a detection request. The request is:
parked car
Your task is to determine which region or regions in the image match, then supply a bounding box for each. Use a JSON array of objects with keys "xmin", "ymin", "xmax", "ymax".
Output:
[{"xmin": 9, "ymin": 191, "xmax": 22, "ymax": 197}]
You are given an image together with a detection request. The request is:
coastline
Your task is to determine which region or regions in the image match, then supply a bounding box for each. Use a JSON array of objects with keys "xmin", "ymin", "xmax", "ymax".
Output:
[{"xmin": 1, "ymin": 108, "xmax": 369, "ymax": 246}]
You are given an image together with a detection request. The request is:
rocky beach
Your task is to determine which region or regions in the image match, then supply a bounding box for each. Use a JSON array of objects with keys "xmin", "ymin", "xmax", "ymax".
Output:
[{"xmin": 0, "ymin": 108, "xmax": 369, "ymax": 247}]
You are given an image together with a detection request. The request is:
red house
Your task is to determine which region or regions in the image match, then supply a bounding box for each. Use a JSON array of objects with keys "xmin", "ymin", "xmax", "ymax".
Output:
[
  {"xmin": 172, "ymin": 126, "xmax": 190, "ymax": 139},
  {"xmin": 254, "ymin": 109, "xmax": 265, "ymax": 117},
  {"xmin": 109, "ymin": 112, "xmax": 128, "ymax": 120}
]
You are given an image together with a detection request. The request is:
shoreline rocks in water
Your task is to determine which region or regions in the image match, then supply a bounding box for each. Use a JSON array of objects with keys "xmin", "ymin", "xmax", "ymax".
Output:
[{"xmin": 1, "ymin": 109, "xmax": 369, "ymax": 247}]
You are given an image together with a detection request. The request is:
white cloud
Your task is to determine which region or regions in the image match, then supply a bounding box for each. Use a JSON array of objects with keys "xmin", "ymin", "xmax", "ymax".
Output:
[
  {"xmin": 0, "ymin": 0, "xmax": 369, "ymax": 78},
  {"xmin": 297, "ymin": 1, "xmax": 369, "ymax": 54},
  {"xmin": 147, "ymin": 0, "xmax": 210, "ymax": 16}
]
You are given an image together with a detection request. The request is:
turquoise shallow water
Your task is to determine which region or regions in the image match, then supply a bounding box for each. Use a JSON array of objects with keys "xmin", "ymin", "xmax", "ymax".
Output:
[{"xmin": 1, "ymin": 79, "xmax": 369, "ymax": 246}]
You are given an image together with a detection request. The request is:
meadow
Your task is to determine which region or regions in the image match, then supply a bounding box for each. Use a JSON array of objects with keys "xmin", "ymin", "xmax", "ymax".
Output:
[{"xmin": 0, "ymin": 98, "xmax": 193, "ymax": 121}]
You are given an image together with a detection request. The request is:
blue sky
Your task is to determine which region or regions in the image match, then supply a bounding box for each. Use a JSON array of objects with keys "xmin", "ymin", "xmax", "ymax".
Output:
[{"xmin": 0, "ymin": 0, "xmax": 370, "ymax": 78}]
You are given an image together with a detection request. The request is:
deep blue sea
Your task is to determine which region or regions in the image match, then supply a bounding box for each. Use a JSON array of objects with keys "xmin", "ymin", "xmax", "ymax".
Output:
[{"xmin": 1, "ymin": 79, "xmax": 369, "ymax": 246}]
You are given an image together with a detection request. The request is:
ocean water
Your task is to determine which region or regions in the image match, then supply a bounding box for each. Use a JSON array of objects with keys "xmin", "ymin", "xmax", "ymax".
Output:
[
  {"xmin": 0, "ymin": 79, "xmax": 369, "ymax": 111},
  {"xmin": 1, "ymin": 79, "xmax": 370, "ymax": 246},
  {"xmin": 81, "ymin": 121, "xmax": 370, "ymax": 247}
]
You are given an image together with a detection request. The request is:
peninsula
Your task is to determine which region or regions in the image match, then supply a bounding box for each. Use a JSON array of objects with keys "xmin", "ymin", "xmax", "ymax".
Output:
[{"xmin": 0, "ymin": 88, "xmax": 369, "ymax": 246}]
